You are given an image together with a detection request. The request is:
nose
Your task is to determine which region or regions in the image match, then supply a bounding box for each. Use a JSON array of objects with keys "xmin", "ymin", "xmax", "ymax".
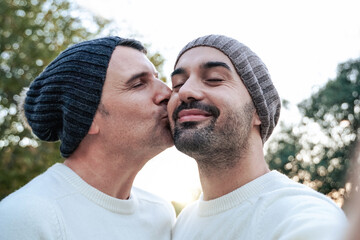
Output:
[
  {"xmin": 177, "ymin": 77, "xmax": 204, "ymax": 103},
  {"xmin": 154, "ymin": 80, "xmax": 172, "ymax": 105}
]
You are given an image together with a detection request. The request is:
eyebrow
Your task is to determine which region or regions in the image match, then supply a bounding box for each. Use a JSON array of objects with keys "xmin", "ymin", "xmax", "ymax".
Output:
[
  {"xmin": 171, "ymin": 68, "xmax": 186, "ymax": 77},
  {"xmin": 171, "ymin": 61, "xmax": 231, "ymax": 78},
  {"xmin": 202, "ymin": 61, "xmax": 231, "ymax": 70}
]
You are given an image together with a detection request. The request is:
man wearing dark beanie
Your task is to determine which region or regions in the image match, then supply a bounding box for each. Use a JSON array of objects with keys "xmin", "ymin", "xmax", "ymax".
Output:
[
  {"xmin": 0, "ymin": 36, "xmax": 175, "ymax": 239},
  {"xmin": 168, "ymin": 34, "xmax": 347, "ymax": 240}
]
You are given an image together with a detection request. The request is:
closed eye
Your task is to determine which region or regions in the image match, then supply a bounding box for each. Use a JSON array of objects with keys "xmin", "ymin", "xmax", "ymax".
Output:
[
  {"xmin": 131, "ymin": 79, "xmax": 147, "ymax": 89},
  {"xmin": 172, "ymin": 83, "xmax": 184, "ymax": 92},
  {"xmin": 207, "ymin": 79, "xmax": 223, "ymax": 82},
  {"xmin": 133, "ymin": 82, "xmax": 144, "ymax": 88},
  {"xmin": 206, "ymin": 79, "xmax": 224, "ymax": 85},
  {"xmin": 173, "ymin": 83, "xmax": 183, "ymax": 89}
]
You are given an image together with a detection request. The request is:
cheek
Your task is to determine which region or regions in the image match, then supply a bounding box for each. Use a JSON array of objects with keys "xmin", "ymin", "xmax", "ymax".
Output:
[{"xmin": 167, "ymin": 94, "xmax": 178, "ymax": 116}]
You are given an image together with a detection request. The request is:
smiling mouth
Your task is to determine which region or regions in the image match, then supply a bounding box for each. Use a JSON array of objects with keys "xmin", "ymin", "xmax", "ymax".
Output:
[{"xmin": 177, "ymin": 109, "xmax": 212, "ymax": 123}]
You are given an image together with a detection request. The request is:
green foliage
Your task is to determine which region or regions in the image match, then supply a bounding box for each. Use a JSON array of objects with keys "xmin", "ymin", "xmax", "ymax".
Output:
[
  {"xmin": 147, "ymin": 51, "xmax": 167, "ymax": 82},
  {"xmin": 266, "ymin": 57, "xmax": 360, "ymax": 204},
  {"xmin": 0, "ymin": 0, "xmax": 110, "ymax": 200},
  {"xmin": 299, "ymin": 59, "xmax": 360, "ymax": 132},
  {"xmin": 0, "ymin": 0, "xmax": 167, "ymax": 200}
]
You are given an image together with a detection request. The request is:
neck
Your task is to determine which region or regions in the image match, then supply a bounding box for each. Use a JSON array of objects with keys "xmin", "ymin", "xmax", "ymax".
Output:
[
  {"xmin": 64, "ymin": 146, "xmax": 148, "ymax": 200},
  {"xmin": 197, "ymin": 140, "xmax": 269, "ymax": 201}
]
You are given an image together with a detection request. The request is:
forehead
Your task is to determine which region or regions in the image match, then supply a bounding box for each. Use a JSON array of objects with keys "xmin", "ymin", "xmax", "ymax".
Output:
[
  {"xmin": 175, "ymin": 46, "xmax": 234, "ymax": 70},
  {"xmin": 103, "ymin": 46, "xmax": 158, "ymax": 92},
  {"xmin": 109, "ymin": 46, "xmax": 154, "ymax": 70}
]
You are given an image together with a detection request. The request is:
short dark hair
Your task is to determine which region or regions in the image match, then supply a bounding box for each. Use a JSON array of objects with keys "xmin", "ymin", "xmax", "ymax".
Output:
[{"xmin": 118, "ymin": 38, "xmax": 147, "ymax": 54}]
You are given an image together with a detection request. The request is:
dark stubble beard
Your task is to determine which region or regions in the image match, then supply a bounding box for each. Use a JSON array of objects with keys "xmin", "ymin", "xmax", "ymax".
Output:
[{"xmin": 173, "ymin": 101, "xmax": 255, "ymax": 173}]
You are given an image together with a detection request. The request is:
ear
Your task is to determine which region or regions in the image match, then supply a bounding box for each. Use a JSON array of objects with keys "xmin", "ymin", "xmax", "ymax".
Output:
[
  {"xmin": 253, "ymin": 111, "xmax": 261, "ymax": 126},
  {"xmin": 88, "ymin": 117, "xmax": 100, "ymax": 135}
]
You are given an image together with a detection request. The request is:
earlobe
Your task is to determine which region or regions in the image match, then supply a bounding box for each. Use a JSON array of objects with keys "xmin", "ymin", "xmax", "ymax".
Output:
[
  {"xmin": 253, "ymin": 112, "xmax": 261, "ymax": 126},
  {"xmin": 88, "ymin": 119, "xmax": 100, "ymax": 135}
]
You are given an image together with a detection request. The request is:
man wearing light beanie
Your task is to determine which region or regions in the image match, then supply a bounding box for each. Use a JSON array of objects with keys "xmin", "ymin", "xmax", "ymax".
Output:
[
  {"xmin": 168, "ymin": 34, "xmax": 347, "ymax": 240},
  {"xmin": 0, "ymin": 36, "xmax": 175, "ymax": 239}
]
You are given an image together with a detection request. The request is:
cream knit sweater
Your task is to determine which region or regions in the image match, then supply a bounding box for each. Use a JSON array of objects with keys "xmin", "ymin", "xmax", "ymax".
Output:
[
  {"xmin": 173, "ymin": 171, "xmax": 347, "ymax": 240},
  {"xmin": 0, "ymin": 163, "xmax": 175, "ymax": 240}
]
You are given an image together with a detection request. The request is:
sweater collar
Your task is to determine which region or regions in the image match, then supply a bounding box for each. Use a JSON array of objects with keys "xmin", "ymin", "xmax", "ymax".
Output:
[
  {"xmin": 198, "ymin": 170, "xmax": 280, "ymax": 217},
  {"xmin": 50, "ymin": 163, "xmax": 137, "ymax": 214}
]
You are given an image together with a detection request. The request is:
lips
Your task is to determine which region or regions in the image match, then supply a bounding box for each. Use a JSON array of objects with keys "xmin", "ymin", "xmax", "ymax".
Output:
[
  {"xmin": 172, "ymin": 101, "xmax": 220, "ymax": 124},
  {"xmin": 177, "ymin": 109, "xmax": 212, "ymax": 123}
]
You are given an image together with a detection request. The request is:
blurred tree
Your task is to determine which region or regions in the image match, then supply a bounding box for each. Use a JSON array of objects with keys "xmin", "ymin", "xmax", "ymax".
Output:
[
  {"xmin": 266, "ymin": 58, "xmax": 360, "ymax": 206},
  {"xmin": 0, "ymin": 0, "xmax": 166, "ymax": 200},
  {"xmin": 0, "ymin": 0, "xmax": 110, "ymax": 200},
  {"xmin": 147, "ymin": 51, "xmax": 167, "ymax": 82}
]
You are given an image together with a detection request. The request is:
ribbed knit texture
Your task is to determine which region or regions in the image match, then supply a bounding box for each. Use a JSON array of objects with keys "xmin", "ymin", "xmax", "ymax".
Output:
[
  {"xmin": 24, "ymin": 36, "xmax": 123, "ymax": 157},
  {"xmin": 52, "ymin": 163, "xmax": 136, "ymax": 214},
  {"xmin": 0, "ymin": 163, "xmax": 176, "ymax": 239},
  {"xmin": 175, "ymin": 35, "xmax": 281, "ymax": 142},
  {"xmin": 172, "ymin": 171, "xmax": 347, "ymax": 240},
  {"xmin": 197, "ymin": 171, "xmax": 277, "ymax": 217}
]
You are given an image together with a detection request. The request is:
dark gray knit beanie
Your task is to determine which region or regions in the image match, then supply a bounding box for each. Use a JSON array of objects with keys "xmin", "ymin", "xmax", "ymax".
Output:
[
  {"xmin": 175, "ymin": 34, "xmax": 281, "ymax": 142},
  {"xmin": 24, "ymin": 36, "xmax": 123, "ymax": 157}
]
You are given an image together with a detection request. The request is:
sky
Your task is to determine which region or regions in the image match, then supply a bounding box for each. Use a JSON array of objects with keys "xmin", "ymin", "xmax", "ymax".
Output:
[{"xmin": 74, "ymin": 0, "xmax": 360, "ymax": 204}]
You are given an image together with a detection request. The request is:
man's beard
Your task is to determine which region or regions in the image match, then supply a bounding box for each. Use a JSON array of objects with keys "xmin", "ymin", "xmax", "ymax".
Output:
[{"xmin": 172, "ymin": 101, "xmax": 255, "ymax": 172}]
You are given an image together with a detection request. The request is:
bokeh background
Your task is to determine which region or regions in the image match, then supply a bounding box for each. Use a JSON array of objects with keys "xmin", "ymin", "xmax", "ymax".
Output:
[{"xmin": 1, "ymin": 0, "xmax": 360, "ymax": 216}]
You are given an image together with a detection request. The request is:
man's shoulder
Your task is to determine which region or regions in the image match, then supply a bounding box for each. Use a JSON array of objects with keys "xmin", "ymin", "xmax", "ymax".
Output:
[
  {"xmin": 0, "ymin": 163, "xmax": 76, "ymax": 224},
  {"xmin": 254, "ymin": 172, "xmax": 347, "ymax": 239},
  {"xmin": 256, "ymin": 191, "xmax": 347, "ymax": 240},
  {"xmin": 2, "ymin": 163, "xmax": 72, "ymax": 201},
  {"xmin": 0, "ymin": 165, "xmax": 65, "ymax": 225},
  {"xmin": 261, "ymin": 171, "xmax": 341, "ymax": 209},
  {"xmin": 0, "ymin": 191, "xmax": 57, "ymax": 217},
  {"xmin": 0, "ymin": 192, "xmax": 65, "ymax": 239},
  {"xmin": 132, "ymin": 186, "xmax": 169, "ymax": 204},
  {"xmin": 132, "ymin": 186, "xmax": 175, "ymax": 211},
  {"xmin": 260, "ymin": 186, "xmax": 345, "ymax": 217},
  {"xmin": 132, "ymin": 187, "xmax": 176, "ymax": 220}
]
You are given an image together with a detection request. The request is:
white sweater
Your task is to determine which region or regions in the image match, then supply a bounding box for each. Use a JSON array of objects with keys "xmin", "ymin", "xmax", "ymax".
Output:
[
  {"xmin": 173, "ymin": 171, "xmax": 347, "ymax": 240},
  {"xmin": 0, "ymin": 163, "xmax": 175, "ymax": 240}
]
